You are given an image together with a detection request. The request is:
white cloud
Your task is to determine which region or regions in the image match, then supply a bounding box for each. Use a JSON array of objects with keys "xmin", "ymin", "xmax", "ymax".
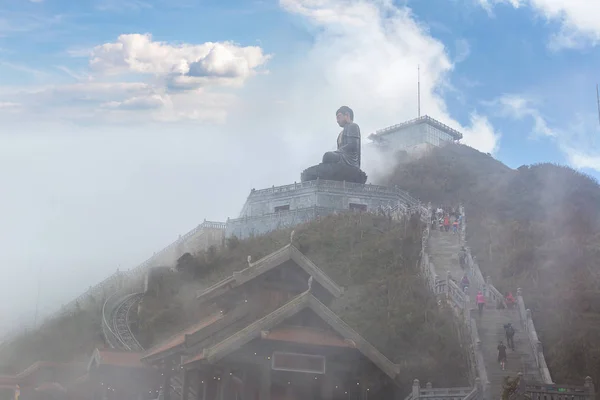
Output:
[
  {"xmin": 89, "ymin": 33, "xmax": 270, "ymax": 86},
  {"xmin": 0, "ymin": 34, "xmax": 271, "ymax": 123},
  {"xmin": 490, "ymin": 93, "xmax": 600, "ymax": 171},
  {"xmin": 102, "ymin": 93, "xmax": 170, "ymax": 110},
  {"xmin": 478, "ymin": 0, "xmax": 600, "ymax": 49},
  {"xmin": 454, "ymin": 38, "xmax": 471, "ymax": 64},
  {"xmin": 462, "ymin": 113, "xmax": 501, "ymax": 154},
  {"xmin": 492, "ymin": 94, "xmax": 557, "ymax": 137},
  {"xmin": 563, "ymin": 148, "xmax": 600, "ymax": 171}
]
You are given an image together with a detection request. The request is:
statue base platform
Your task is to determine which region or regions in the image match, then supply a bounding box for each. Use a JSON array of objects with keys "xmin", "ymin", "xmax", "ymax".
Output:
[{"xmin": 300, "ymin": 163, "xmax": 368, "ymax": 184}]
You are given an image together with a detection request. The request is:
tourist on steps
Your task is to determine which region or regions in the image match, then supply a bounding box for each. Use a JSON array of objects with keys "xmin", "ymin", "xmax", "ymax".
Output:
[
  {"xmin": 505, "ymin": 292, "xmax": 516, "ymax": 309},
  {"xmin": 498, "ymin": 341, "xmax": 508, "ymax": 370},
  {"xmin": 504, "ymin": 323, "xmax": 516, "ymax": 351},
  {"xmin": 459, "ymin": 247, "xmax": 467, "ymax": 269},
  {"xmin": 476, "ymin": 291, "xmax": 485, "ymax": 316},
  {"xmin": 460, "ymin": 274, "xmax": 470, "ymax": 293}
]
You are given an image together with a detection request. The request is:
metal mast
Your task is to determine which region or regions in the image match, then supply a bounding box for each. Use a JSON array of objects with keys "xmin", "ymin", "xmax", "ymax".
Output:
[{"xmin": 418, "ymin": 65, "xmax": 421, "ymax": 118}]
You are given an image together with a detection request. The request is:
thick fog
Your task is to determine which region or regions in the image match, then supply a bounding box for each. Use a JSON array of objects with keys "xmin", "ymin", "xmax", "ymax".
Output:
[{"xmin": 0, "ymin": 1, "xmax": 502, "ymax": 333}]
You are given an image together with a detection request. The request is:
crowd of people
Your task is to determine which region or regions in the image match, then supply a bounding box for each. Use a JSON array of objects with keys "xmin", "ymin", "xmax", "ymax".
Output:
[{"xmin": 431, "ymin": 206, "xmax": 462, "ymax": 233}]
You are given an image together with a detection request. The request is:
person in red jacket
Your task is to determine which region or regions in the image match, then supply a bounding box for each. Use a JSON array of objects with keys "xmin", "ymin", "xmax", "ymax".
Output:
[
  {"xmin": 476, "ymin": 291, "xmax": 486, "ymax": 317},
  {"xmin": 505, "ymin": 292, "xmax": 516, "ymax": 309}
]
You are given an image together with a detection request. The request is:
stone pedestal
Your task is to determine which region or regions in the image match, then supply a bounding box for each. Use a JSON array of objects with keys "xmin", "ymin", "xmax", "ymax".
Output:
[{"xmin": 301, "ymin": 163, "xmax": 367, "ymax": 184}]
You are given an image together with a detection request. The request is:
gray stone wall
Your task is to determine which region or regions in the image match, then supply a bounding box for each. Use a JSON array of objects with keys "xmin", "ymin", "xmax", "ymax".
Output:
[
  {"xmin": 240, "ymin": 179, "xmax": 419, "ymax": 218},
  {"xmin": 226, "ymin": 207, "xmax": 332, "ymax": 239},
  {"xmin": 227, "ymin": 179, "xmax": 424, "ymax": 239}
]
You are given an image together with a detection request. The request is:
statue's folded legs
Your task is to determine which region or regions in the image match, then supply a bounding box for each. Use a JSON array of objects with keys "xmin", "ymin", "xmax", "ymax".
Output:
[{"xmin": 323, "ymin": 151, "xmax": 343, "ymax": 164}]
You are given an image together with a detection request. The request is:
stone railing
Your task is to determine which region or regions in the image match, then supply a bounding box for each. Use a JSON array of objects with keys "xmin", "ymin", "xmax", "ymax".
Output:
[
  {"xmin": 40, "ymin": 220, "xmax": 225, "ymax": 326},
  {"xmin": 509, "ymin": 373, "xmax": 594, "ymax": 400},
  {"xmin": 447, "ymin": 277, "xmax": 467, "ymax": 311},
  {"xmin": 458, "ymin": 205, "xmax": 506, "ymax": 308},
  {"xmin": 420, "ymin": 252, "xmax": 446, "ymax": 296},
  {"xmin": 469, "ymin": 317, "xmax": 490, "ymax": 399},
  {"xmin": 245, "ymin": 179, "xmax": 428, "ymax": 218},
  {"xmin": 404, "ymin": 379, "xmax": 477, "ymax": 400},
  {"xmin": 516, "ymin": 289, "xmax": 553, "ymax": 384}
]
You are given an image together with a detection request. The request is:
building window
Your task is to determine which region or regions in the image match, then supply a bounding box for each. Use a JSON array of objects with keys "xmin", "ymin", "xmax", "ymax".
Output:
[
  {"xmin": 349, "ymin": 203, "xmax": 367, "ymax": 212},
  {"xmin": 274, "ymin": 205, "xmax": 290, "ymax": 213}
]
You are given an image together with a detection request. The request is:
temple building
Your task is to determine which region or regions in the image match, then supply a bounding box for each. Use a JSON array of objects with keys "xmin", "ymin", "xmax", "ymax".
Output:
[
  {"xmin": 367, "ymin": 115, "xmax": 463, "ymax": 155},
  {"xmin": 141, "ymin": 239, "xmax": 403, "ymax": 400}
]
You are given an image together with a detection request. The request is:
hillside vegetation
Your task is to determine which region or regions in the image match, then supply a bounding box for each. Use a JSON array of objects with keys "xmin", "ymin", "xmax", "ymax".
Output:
[
  {"xmin": 378, "ymin": 142, "xmax": 600, "ymax": 387},
  {"xmin": 140, "ymin": 213, "xmax": 469, "ymax": 392},
  {"xmin": 0, "ymin": 306, "xmax": 104, "ymax": 371}
]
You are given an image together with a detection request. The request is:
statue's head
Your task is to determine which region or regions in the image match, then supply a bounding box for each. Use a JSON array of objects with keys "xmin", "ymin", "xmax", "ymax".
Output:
[{"xmin": 336, "ymin": 106, "xmax": 354, "ymax": 127}]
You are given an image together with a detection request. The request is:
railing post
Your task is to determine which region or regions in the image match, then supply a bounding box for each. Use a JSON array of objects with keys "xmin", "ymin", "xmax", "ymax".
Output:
[
  {"xmin": 475, "ymin": 377, "xmax": 482, "ymax": 399},
  {"xmin": 584, "ymin": 376, "xmax": 595, "ymax": 399},
  {"xmin": 412, "ymin": 379, "xmax": 420, "ymax": 400},
  {"xmin": 485, "ymin": 276, "xmax": 492, "ymax": 294},
  {"xmin": 447, "ymin": 271, "xmax": 452, "ymax": 297},
  {"xmin": 483, "ymin": 381, "xmax": 491, "ymax": 400}
]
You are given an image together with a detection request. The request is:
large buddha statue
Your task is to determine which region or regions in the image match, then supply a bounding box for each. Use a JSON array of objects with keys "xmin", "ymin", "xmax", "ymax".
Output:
[
  {"xmin": 301, "ymin": 106, "xmax": 367, "ymax": 184},
  {"xmin": 322, "ymin": 106, "xmax": 361, "ymax": 168}
]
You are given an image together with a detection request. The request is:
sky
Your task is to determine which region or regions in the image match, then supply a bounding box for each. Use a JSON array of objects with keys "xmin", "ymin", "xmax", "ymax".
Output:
[{"xmin": 1, "ymin": 0, "xmax": 600, "ymax": 331}]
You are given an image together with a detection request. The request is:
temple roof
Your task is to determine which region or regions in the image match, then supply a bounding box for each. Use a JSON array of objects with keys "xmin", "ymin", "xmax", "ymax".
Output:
[
  {"xmin": 183, "ymin": 292, "xmax": 400, "ymax": 381},
  {"xmin": 141, "ymin": 313, "xmax": 224, "ymax": 363},
  {"xmin": 196, "ymin": 243, "xmax": 344, "ymax": 304}
]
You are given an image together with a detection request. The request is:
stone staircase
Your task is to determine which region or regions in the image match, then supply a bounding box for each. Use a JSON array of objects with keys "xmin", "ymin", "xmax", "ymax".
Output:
[
  {"xmin": 428, "ymin": 227, "xmax": 542, "ymax": 399},
  {"xmin": 428, "ymin": 228, "xmax": 471, "ymax": 298},
  {"xmin": 477, "ymin": 307, "xmax": 541, "ymax": 397}
]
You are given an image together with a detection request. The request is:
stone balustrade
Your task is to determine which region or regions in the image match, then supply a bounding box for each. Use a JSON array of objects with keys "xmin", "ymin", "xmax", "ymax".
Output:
[
  {"xmin": 516, "ymin": 289, "xmax": 553, "ymax": 384},
  {"xmin": 469, "ymin": 318, "xmax": 490, "ymax": 399},
  {"xmin": 509, "ymin": 373, "xmax": 594, "ymax": 400},
  {"xmin": 404, "ymin": 379, "xmax": 477, "ymax": 400}
]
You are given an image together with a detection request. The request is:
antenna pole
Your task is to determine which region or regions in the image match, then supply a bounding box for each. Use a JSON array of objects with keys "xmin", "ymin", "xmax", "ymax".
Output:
[
  {"xmin": 418, "ymin": 65, "xmax": 421, "ymax": 118},
  {"xmin": 596, "ymin": 84, "xmax": 600, "ymax": 126}
]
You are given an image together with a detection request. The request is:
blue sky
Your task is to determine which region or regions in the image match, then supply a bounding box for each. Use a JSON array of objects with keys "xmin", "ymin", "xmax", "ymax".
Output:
[{"xmin": 1, "ymin": 0, "xmax": 600, "ymax": 328}]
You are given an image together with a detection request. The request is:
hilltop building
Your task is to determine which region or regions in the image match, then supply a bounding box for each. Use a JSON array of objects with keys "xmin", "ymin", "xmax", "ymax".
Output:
[
  {"xmin": 367, "ymin": 115, "xmax": 463, "ymax": 155},
  {"xmin": 225, "ymin": 180, "xmax": 423, "ymax": 239}
]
